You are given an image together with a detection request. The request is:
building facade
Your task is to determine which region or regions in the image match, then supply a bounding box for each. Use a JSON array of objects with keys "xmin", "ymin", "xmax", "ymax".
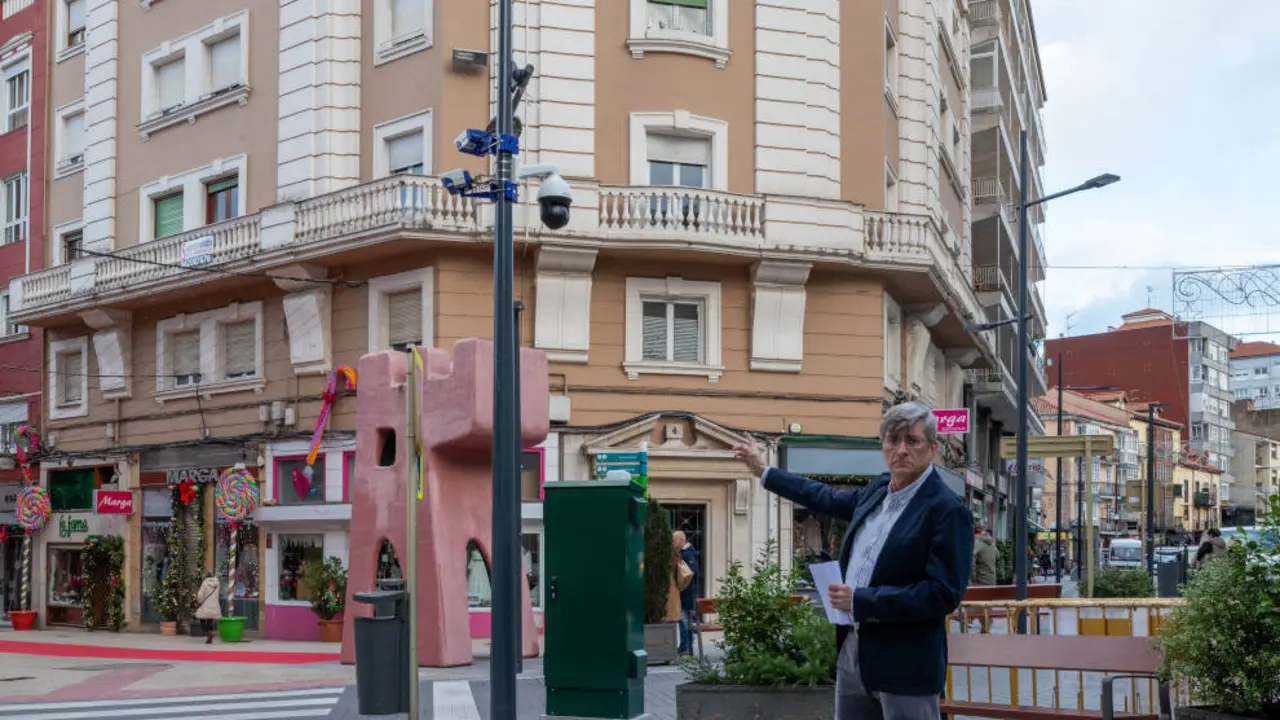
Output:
[
  {"xmin": 1172, "ymin": 456, "xmax": 1222, "ymax": 538},
  {"xmin": 1046, "ymin": 309, "xmax": 1237, "ymax": 507},
  {"xmin": 7, "ymin": 0, "xmax": 1046, "ymax": 635},
  {"xmin": 1230, "ymin": 341, "xmax": 1280, "ymax": 410},
  {"xmin": 1127, "ymin": 404, "xmax": 1183, "ymax": 546},
  {"xmin": 1228, "ymin": 430, "xmax": 1280, "ymax": 526},
  {"xmin": 0, "ymin": 0, "xmax": 48, "ymax": 627}
]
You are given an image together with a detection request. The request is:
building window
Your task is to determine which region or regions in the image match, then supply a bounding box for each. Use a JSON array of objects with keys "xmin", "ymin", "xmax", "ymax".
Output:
[
  {"xmin": 49, "ymin": 337, "xmax": 89, "ymax": 419},
  {"xmin": 521, "ymin": 451, "xmax": 543, "ymax": 502},
  {"xmin": 206, "ymin": 176, "xmax": 239, "ymax": 224},
  {"xmin": 153, "ymin": 192, "xmax": 184, "ymax": 239},
  {"xmin": 222, "ymin": 319, "xmax": 256, "ymax": 379},
  {"xmin": 522, "ymin": 532, "xmax": 542, "ymax": 609},
  {"xmin": 627, "ymin": 0, "xmax": 729, "ymax": 67},
  {"xmin": 155, "ymin": 301, "xmax": 264, "ymax": 400},
  {"xmin": 466, "ymin": 541, "xmax": 491, "ymax": 609},
  {"xmin": 376, "ymin": 0, "xmax": 432, "ymax": 64},
  {"xmin": 56, "ymin": 0, "xmax": 87, "ymax": 61},
  {"xmin": 646, "ymin": 0, "xmax": 709, "ymax": 35},
  {"xmin": 48, "ymin": 546, "xmax": 84, "ymax": 608},
  {"xmin": 57, "ymin": 106, "xmax": 87, "ymax": 176},
  {"xmin": 139, "ymin": 11, "xmax": 249, "ymax": 137},
  {"xmin": 60, "ymin": 227, "xmax": 84, "ymax": 264},
  {"xmin": 278, "ymin": 534, "xmax": 324, "ymax": 601},
  {"xmin": 3, "ymin": 173, "xmax": 25, "ymax": 245},
  {"xmin": 884, "ymin": 19, "xmax": 899, "ymax": 107},
  {"xmin": 49, "ymin": 468, "xmax": 100, "ymax": 511},
  {"xmin": 647, "ymin": 134, "xmax": 709, "ymax": 188},
  {"xmin": 207, "ymin": 33, "xmax": 242, "ymax": 94},
  {"xmin": 884, "ymin": 292, "xmax": 902, "ymax": 390},
  {"xmin": 368, "ymin": 268, "xmax": 434, "ymax": 354},
  {"xmin": 0, "ymin": 288, "xmax": 24, "ymax": 336},
  {"xmin": 624, "ymin": 277, "xmax": 723, "ymax": 381},
  {"xmin": 629, "ymin": 112, "xmax": 728, "ymax": 191},
  {"xmin": 4, "ymin": 60, "xmax": 28, "ymax": 132},
  {"xmin": 276, "ymin": 457, "xmax": 325, "ymax": 505},
  {"xmin": 373, "ymin": 110, "xmax": 432, "ymax": 178},
  {"xmin": 885, "ymin": 161, "xmax": 899, "ymax": 211}
]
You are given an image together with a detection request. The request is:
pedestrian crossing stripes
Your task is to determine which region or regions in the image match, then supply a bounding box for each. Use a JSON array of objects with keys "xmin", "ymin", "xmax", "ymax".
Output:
[{"xmin": 0, "ymin": 685, "xmax": 345, "ymax": 720}]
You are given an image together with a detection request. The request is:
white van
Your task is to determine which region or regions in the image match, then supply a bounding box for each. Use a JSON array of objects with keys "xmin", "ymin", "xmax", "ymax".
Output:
[{"xmin": 1107, "ymin": 538, "xmax": 1143, "ymax": 568}]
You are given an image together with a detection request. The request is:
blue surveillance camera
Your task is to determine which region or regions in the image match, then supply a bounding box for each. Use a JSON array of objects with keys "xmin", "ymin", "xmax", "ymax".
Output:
[
  {"xmin": 455, "ymin": 129, "xmax": 493, "ymax": 157},
  {"xmin": 440, "ymin": 169, "xmax": 474, "ymax": 195}
]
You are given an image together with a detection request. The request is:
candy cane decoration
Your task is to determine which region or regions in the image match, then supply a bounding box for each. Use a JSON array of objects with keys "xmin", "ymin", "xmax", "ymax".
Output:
[
  {"xmin": 13, "ymin": 425, "xmax": 39, "ymax": 485},
  {"xmin": 12, "ymin": 425, "xmax": 45, "ymax": 612},
  {"xmin": 216, "ymin": 466, "xmax": 258, "ymax": 617},
  {"xmin": 298, "ymin": 366, "xmax": 357, "ymax": 492}
]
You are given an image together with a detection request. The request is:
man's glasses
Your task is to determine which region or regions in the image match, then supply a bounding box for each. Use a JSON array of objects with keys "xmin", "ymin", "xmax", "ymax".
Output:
[{"xmin": 883, "ymin": 435, "xmax": 929, "ymax": 450}]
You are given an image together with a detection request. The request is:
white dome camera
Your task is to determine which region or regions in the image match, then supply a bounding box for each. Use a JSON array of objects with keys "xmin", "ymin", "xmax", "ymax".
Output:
[{"xmin": 517, "ymin": 163, "xmax": 572, "ymax": 230}]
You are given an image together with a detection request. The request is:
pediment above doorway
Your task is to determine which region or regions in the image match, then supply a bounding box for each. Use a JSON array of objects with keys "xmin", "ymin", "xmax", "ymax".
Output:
[{"xmin": 582, "ymin": 413, "xmax": 748, "ymax": 459}]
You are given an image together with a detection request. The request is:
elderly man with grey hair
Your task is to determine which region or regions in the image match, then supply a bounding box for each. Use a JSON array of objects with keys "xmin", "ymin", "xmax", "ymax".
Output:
[{"xmin": 733, "ymin": 402, "xmax": 973, "ymax": 720}]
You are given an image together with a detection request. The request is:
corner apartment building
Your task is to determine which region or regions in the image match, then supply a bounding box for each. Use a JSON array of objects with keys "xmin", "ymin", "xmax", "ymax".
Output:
[
  {"xmin": 964, "ymin": 0, "xmax": 1049, "ymax": 444},
  {"xmin": 1228, "ymin": 430, "xmax": 1280, "ymax": 526},
  {"xmin": 1046, "ymin": 309, "xmax": 1237, "ymax": 507},
  {"xmin": 1230, "ymin": 341, "xmax": 1280, "ymax": 410},
  {"xmin": 1126, "ymin": 402, "xmax": 1183, "ymax": 545},
  {"xmin": 0, "ymin": 0, "xmax": 48, "ymax": 626},
  {"xmin": 9, "ymin": 0, "xmax": 1005, "ymax": 637},
  {"xmin": 1034, "ymin": 389, "xmax": 1139, "ymax": 562},
  {"xmin": 1173, "ymin": 454, "xmax": 1222, "ymax": 537}
]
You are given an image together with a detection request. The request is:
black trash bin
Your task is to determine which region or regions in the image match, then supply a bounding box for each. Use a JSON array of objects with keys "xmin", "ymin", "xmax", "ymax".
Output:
[{"xmin": 353, "ymin": 579, "xmax": 410, "ymax": 716}]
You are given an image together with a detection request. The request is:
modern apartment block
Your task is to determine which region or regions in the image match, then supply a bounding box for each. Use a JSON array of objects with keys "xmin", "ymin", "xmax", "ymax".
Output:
[
  {"xmin": 965, "ymin": 0, "xmax": 1050, "ymax": 442},
  {"xmin": 0, "ymin": 0, "xmax": 48, "ymax": 626},
  {"xmin": 1230, "ymin": 341, "xmax": 1280, "ymax": 410},
  {"xmin": 1046, "ymin": 309, "xmax": 1237, "ymax": 505},
  {"xmin": 1228, "ymin": 430, "xmax": 1280, "ymax": 526},
  {"xmin": 8, "ymin": 0, "xmax": 1012, "ymax": 637}
]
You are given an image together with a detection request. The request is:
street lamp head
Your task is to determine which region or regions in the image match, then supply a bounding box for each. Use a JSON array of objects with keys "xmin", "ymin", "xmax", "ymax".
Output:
[{"xmin": 1083, "ymin": 173, "xmax": 1121, "ymax": 190}]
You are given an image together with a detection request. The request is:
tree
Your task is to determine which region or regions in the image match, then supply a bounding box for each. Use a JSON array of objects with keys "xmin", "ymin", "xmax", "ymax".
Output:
[{"xmin": 644, "ymin": 498, "xmax": 674, "ymax": 625}]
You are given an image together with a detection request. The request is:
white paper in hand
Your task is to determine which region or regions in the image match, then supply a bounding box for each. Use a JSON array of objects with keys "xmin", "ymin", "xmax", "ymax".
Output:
[{"xmin": 808, "ymin": 561, "xmax": 853, "ymax": 625}]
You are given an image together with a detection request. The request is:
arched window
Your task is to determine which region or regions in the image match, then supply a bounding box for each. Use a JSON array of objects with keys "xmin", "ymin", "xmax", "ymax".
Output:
[{"xmin": 465, "ymin": 541, "xmax": 491, "ymax": 609}]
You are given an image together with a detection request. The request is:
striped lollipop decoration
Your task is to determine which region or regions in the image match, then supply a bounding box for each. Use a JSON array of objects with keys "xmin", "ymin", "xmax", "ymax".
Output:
[{"xmin": 216, "ymin": 465, "xmax": 259, "ymax": 617}]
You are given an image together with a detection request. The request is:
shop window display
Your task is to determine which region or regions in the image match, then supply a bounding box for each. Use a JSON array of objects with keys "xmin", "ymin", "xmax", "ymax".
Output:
[
  {"xmin": 466, "ymin": 541, "xmax": 491, "ymax": 609},
  {"xmin": 276, "ymin": 457, "xmax": 325, "ymax": 505},
  {"xmin": 278, "ymin": 533, "xmax": 323, "ymax": 601},
  {"xmin": 48, "ymin": 546, "xmax": 84, "ymax": 607},
  {"xmin": 522, "ymin": 532, "xmax": 541, "ymax": 608}
]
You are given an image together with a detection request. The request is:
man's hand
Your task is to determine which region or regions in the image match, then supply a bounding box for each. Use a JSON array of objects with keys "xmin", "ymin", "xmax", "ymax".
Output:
[
  {"xmin": 829, "ymin": 583, "xmax": 853, "ymax": 612},
  {"xmin": 732, "ymin": 436, "xmax": 767, "ymax": 478}
]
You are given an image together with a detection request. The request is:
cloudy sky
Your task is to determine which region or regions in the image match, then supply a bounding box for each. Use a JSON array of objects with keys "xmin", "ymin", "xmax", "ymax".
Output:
[{"xmin": 1034, "ymin": 0, "xmax": 1280, "ymax": 341}]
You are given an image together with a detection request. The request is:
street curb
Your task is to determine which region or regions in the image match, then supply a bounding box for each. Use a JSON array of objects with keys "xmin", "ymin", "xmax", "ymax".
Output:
[{"xmin": 0, "ymin": 639, "xmax": 341, "ymax": 664}]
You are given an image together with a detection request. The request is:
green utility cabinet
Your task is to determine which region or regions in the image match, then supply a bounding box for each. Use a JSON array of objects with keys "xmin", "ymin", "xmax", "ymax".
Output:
[{"xmin": 543, "ymin": 478, "xmax": 648, "ymax": 719}]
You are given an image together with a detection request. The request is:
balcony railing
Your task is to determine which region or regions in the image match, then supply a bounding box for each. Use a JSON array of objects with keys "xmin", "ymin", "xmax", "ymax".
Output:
[
  {"xmin": 597, "ymin": 186, "xmax": 765, "ymax": 242},
  {"xmin": 972, "ymin": 265, "xmax": 1005, "ymax": 293},
  {"xmin": 1194, "ymin": 490, "xmax": 1212, "ymax": 507},
  {"xmin": 2, "ymin": 0, "xmax": 33, "ymax": 18},
  {"xmin": 969, "ymin": 0, "xmax": 999, "ymax": 26},
  {"xmin": 971, "ymin": 86, "xmax": 1003, "ymax": 113},
  {"xmin": 973, "ymin": 177, "xmax": 1005, "ymax": 206}
]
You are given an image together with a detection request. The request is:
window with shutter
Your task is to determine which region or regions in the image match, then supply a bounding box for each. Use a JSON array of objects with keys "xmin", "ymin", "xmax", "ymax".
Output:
[
  {"xmin": 155, "ymin": 57, "xmax": 185, "ymax": 111},
  {"xmin": 387, "ymin": 132, "xmax": 424, "ymax": 175},
  {"xmin": 63, "ymin": 111, "xmax": 85, "ymax": 162},
  {"xmin": 391, "ymin": 0, "xmax": 426, "ymax": 40},
  {"xmin": 206, "ymin": 176, "xmax": 239, "ymax": 224},
  {"xmin": 3, "ymin": 174, "xmax": 25, "ymax": 245},
  {"xmin": 62, "ymin": 229, "xmax": 82, "ymax": 263},
  {"xmin": 640, "ymin": 300, "xmax": 702, "ymax": 363},
  {"xmin": 647, "ymin": 133, "xmax": 709, "ymax": 189},
  {"xmin": 208, "ymin": 34, "xmax": 241, "ymax": 92},
  {"xmin": 646, "ymin": 0, "xmax": 710, "ymax": 35},
  {"xmin": 223, "ymin": 320, "xmax": 256, "ymax": 379},
  {"xmin": 60, "ymin": 351, "xmax": 82, "ymax": 404},
  {"xmin": 153, "ymin": 192, "xmax": 184, "ymax": 239},
  {"xmin": 387, "ymin": 289, "xmax": 423, "ymax": 351},
  {"xmin": 66, "ymin": 0, "xmax": 86, "ymax": 47},
  {"xmin": 170, "ymin": 330, "xmax": 202, "ymax": 387},
  {"xmin": 5, "ymin": 64, "xmax": 28, "ymax": 132}
]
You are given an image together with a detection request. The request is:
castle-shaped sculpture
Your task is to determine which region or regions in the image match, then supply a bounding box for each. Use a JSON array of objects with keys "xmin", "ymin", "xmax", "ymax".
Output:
[{"xmin": 340, "ymin": 339, "xmax": 548, "ymax": 666}]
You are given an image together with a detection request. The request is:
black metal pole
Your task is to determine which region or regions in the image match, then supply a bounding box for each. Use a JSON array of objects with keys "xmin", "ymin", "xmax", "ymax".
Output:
[
  {"xmin": 1152, "ymin": 404, "xmax": 1162, "ymax": 576},
  {"xmin": 1054, "ymin": 354, "xmax": 1063, "ymax": 582},
  {"xmin": 1076, "ymin": 448, "xmax": 1084, "ymax": 582},
  {"xmin": 513, "ymin": 300, "xmax": 525, "ymax": 675},
  {"xmin": 491, "ymin": 0, "xmax": 519, "ymax": 715},
  {"xmin": 1013, "ymin": 129, "xmax": 1030, "ymax": 633}
]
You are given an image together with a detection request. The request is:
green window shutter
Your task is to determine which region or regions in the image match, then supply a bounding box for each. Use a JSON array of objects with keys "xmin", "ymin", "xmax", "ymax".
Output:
[
  {"xmin": 649, "ymin": 0, "xmax": 707, "ymax": 6},
  {"xmin": 154, "ymin": 193, "xmax": 184, "ymax": 238},
  {"xmin": 207, "ymin": 177, "xmax": 238, "ymax": 194}
]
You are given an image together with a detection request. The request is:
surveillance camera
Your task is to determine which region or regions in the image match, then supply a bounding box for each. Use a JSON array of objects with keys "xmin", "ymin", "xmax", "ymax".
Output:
[
  {"xmin": 440, "ymin": 168, "xmax": 474, "ymax": 195},
  {"xmin": 536, "ymin": 174, "xmax": 572, "ymax": 230}
]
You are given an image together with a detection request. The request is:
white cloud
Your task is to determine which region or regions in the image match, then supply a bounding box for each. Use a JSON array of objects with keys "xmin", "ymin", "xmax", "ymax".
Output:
[{"xmin": 1034, "ymin": 1, "xmax": 1280, "ymax": 336}]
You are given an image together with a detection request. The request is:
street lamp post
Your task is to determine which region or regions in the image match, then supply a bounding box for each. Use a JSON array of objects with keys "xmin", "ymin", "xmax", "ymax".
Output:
[
  {"xmin": 1011, "ymin": 128, "xmax": 1118, "ymax": 632},
  {"xmin": 1145, "ymin": 402, "xmax": 1171, "ymax": 578}
]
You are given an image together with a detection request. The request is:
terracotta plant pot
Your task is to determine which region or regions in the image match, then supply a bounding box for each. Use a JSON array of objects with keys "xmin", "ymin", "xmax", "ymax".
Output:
[
  {"xmin": 159, "ymin": 621, "xmax": 177, "ymax": 636},
  {"xmin": 317, "ymin": 618, "xmax": 343, "ymax": 643},
  {"xmin": 9, "ymin": 609, "xmax": 36, "ymax": 631}
]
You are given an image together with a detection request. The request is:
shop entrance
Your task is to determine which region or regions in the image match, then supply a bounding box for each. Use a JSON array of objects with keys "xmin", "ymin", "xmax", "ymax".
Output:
[
  {"xmin": 2, "ymin": 534, "xmax": 21, "ymax": 618},
  {"xmin": 666, "ymin": 503, "xmax": 707, "ymax": 601}
]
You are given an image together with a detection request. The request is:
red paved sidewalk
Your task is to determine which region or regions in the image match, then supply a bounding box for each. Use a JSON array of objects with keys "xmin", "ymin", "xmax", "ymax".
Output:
[{"xmin": 0, "ymin": 637, "xmax": 340, "ymax": 664}]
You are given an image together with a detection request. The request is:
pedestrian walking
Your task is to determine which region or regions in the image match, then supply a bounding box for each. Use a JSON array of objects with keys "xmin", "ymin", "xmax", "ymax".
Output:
[
  {"xmin": 1194, "ymin": 527, "xmax": 1227, "ymax": 569},
  {"xmin": 672, "ymin": 530, "xmax": 699, "ymax": 655},
  {"xmin": 734, "ymin": 401, "xmax": 974, "ymax": 720},
  {"xmin": 194, "ymin": 572, "xmax": 222, "ymax": 644},
  {"xmin": 971, "ymin": 524, "xmax": 998, "ymax": 586}
]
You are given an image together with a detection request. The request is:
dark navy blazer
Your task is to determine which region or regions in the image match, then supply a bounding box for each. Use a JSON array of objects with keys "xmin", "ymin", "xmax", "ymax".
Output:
[{"xmin": 764, "ymin": 466, "xmax": 974, "ymax": 696}]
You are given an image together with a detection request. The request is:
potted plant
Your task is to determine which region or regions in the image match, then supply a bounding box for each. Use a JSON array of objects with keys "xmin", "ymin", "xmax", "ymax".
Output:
[
  {"xmin": 677, "ymin": 541, "xmax": 837, "ymax": 720},
  {"xmin": 152, "ymin": 581, "xmax": 179, "ymax": 636},
  {"xmin": 643, "ymin": 497, "xmax": 679, "ymax": 665},
  {"xmin": 303, "ymin": 556, "xmax": 347, "ymax": 642},
  {"xmin": 1158, "ymin": 494, "xmax": 1280, "ymax": 719}
]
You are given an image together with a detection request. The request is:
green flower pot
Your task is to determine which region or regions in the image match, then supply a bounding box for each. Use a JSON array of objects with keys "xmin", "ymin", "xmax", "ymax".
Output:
[{"xmin": 218, "ymin": 616, "xmax": 247, "ymax": 643}]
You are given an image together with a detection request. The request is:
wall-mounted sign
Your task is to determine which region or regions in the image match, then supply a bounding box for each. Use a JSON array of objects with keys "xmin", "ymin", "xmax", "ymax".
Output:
[
  {"xmin": 166, "ymin": 467, "xmax": 221, "ymax": 486},
  {"xmin": 58, "ymin": 515, "xmax": 90, "ymax": 539},
  {"xmin": 965, "ymin": 468, "xmax": 984, "ymax": 489},
  {"xmin": 593, "ymin": 451, "xmax": 649, "ymax": 487},
  {"xmin": 180, "ymin": 235, "xmax": 214, "ymax": 267},
  {"xmin": 94, "ymin": 490, "xmax": 135, "ymax": 515},
  {"xmin": 932, "ymin": 408, "xmax": 970, "ymax": 434}
]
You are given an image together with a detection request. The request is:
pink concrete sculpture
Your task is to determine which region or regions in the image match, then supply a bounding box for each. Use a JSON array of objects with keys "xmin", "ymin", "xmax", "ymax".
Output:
[{"xmin": 340, "ymin": 339, "xmax": 550, "ymax": 667}]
